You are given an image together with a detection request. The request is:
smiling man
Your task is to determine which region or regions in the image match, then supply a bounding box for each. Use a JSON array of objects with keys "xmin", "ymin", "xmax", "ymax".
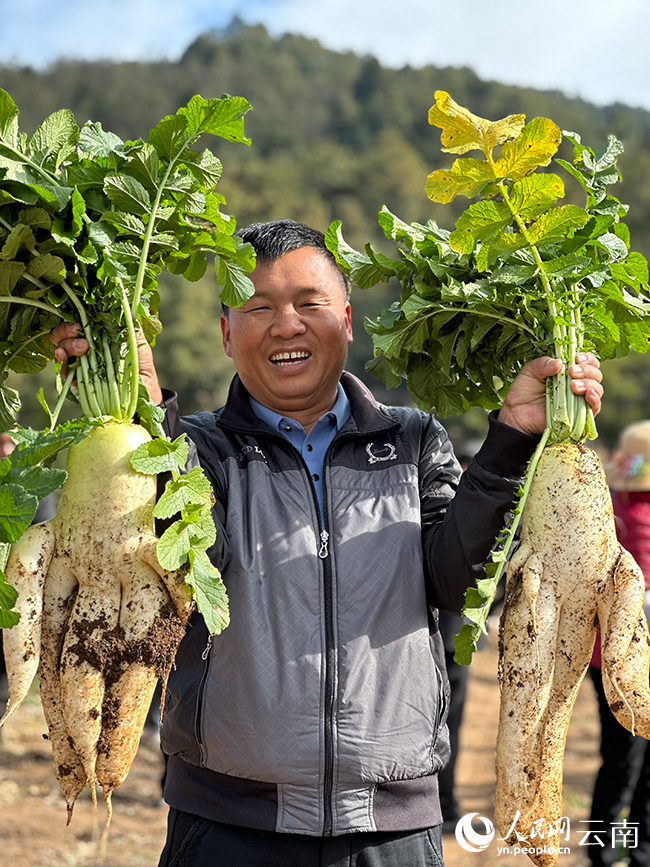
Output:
[
  {"xmin": 52, "ymin": 219, "xmax": 603, "ymax": 867},
  {"xmin": 220, "ymin": 240, "xmax": 353, "ymax": 430}
]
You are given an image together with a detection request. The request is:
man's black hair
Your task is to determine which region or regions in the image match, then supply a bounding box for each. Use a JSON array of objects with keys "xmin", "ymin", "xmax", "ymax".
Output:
[{"xmin": 222, "ymin": 220, "xmax": 349, "ymax": 314}]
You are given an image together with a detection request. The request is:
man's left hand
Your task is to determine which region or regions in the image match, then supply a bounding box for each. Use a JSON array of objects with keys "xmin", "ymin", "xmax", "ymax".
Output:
[{"xmin": 499, "ymin": 353, "xmax": 603, "ymax": 436}]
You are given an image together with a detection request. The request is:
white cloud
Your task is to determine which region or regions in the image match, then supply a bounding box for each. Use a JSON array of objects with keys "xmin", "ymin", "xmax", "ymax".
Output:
[
  {"xmin": 0, "ymin": 0, "xmax": 232, "ymax": 66},
  {"xmin": 253, "ymin": 0, "xmax": 650, "ymax": 109}
]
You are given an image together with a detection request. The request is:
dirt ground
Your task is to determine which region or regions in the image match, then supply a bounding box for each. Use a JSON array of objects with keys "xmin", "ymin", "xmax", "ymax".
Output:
[{"xmin": 0, "ymin": 629, "xmax": 607, "ymax": 867}]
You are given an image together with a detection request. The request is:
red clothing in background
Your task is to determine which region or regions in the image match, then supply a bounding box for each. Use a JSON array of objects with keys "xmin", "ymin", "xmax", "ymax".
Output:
[{"xmin": 591, "ymin": 489, "xmax": 650, "ymax": 669}]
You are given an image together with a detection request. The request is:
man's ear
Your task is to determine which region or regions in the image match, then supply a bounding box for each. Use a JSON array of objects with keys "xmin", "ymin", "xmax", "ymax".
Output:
[
  {"xmin": 221, "ymin": 313, "xmax": 232, "ymax": 357},
  {"xmin": 345, "ymin": 301, "xmax": 353, "ymax": 346}
]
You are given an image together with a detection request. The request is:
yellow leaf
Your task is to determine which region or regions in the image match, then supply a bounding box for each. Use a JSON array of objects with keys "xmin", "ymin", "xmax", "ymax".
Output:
[
  {"xmin": 425, "ymin": 158, "xmax": 495, "ymax": 203},
  {"xmin": 494, "ymin": 117, "xmax": 562, "ymax": 180},
  {"xmin": 428, "ymin": 91, "xmax": 525, "ymax": 156}
]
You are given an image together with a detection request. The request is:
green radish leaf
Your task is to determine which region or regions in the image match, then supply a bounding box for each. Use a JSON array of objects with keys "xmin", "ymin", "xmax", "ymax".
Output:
[
  {"xmin": 4, "ymin": 464, "xmax": 66, "ymax": 501},
  {"xmin": 453, "ymin": 621, "xmax": 484, "ymax": 666},
  {"xmin": 183, "ymin": 502, "xmax": 217, "ymax": 548},
  {"xmin": 0, "ymin": 569, "xmax": 20, "ymax": 629},
  {"xmin": 509, "ymin": 174, "xmax": 565, "ymax": 221},
  {"xmin": 0, "ymin": 90, "xmax": 19, "ymax": 144},
  {"xmin": 104, "ymin": 174, "xmax": 152, "ymax": 214},
  {"xmin": 135, "ymin": 385, "xmax": 166, "ymax": 439},
  {"xmin": 101, "ymin": 211, "xmax": 146, "ymax": 235},
  {"xmin": 36, "ymin": 387, "xmax": 55, "ymax": 429},
  {"xmin": 86, "ymin": 219, "xmax": 118, "ymax": 249},
  {"xmin": 364, "ymin": 354, "xmax": 402, "ymax": 390},
  {"xmin": 27, "ymin": 253, "xmax": 66, "ymax": 284},
  {"xmin": 0, "ymin": 260, "xmax": 26, "ymax": 293},
  {"xmin": 156, "ymin": 519, "xmax": 192, "ymax": 570},
  {"xmin": 526, "ymin": 205, "xmax": 590, "ymax": 244},
  {"xmin": 215, "ymin": 245, "xmax": 256, "ymax": 307},
  {"xmin": 28, "ymin": 109, "xmax": 79, "ymax": 169},
  {"xmin": 449, "ymin": 200, "xmax": 512, "ymax": 254},
  {"xmin": 181, "ymin": 148, "xmax": 223, "ymax": 187},
  {"xmin": 325, "ymin": 221, "xmax": 393, "ymax": 288},
  {"xmin": 78, "ymin": 122, "xmax": 125, "ymax": 158},
  {"xmin": 1, "ymin": 224, "xmax": 36, "ymax": 259},
  {"xmin": 157, "ymin": 508, "xmax": 216, "ymax": 571},
  {"xmin": 0, "ymin": 386, "xmax": 20, "ymax": 430},
  {"xmin": 180, "ymin": 94, "xmax": 252, "ymax": 144},
  {"xmin": 184, "ymin": 549, "xmax": 229, "ymax": 635},
  {"xmin": 17, "ymin": 207, "xmax": 51, "ymax": 230},
  {"xmin": 130, "ymin": 434, "xmax": 189, "ymax": 475},
  {"xmin": 0, "ymin": 483, "xmax": 38, "ymax": 543},
  {"xmin": 10, "ymin": 419, "xmax": 94, "ymax": 464},
  {"xmin": 153, "ymin": 467, "xmax": 214, "ymax": 519}
]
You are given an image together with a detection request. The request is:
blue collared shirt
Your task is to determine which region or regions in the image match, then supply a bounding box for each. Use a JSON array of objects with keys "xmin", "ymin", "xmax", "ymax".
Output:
[{"xmin": 249, "ymin": 384, "xmax": 351, "ymax": 517}]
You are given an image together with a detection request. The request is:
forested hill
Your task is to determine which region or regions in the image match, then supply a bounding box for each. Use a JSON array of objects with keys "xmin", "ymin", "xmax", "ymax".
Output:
[
  {"xmin": 2, "ymin": 19, "xmax": 650, "ymax": 442},
  {"xmin": 2, "ymin": 19, "xmax": 649, "ymax": 255}
]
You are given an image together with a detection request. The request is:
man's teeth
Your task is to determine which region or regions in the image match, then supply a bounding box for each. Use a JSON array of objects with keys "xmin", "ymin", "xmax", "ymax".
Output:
[{"xmin": 270, "ymin": 351, "xmax": 310, "ymax": 365}]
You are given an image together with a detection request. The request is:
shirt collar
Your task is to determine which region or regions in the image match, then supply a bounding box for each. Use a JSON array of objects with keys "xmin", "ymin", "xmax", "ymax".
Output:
[{"xmin": 249, "ymin": 383, "xmax": 351, "ymax": 434}]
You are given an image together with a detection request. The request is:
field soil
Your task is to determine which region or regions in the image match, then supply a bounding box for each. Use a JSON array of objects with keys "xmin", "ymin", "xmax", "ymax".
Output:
[{"xmin": 0, "ymin": 628, "xmax": 604, "ymax": 867}]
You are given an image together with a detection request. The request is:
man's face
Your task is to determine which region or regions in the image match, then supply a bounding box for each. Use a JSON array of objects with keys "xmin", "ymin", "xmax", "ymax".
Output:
[{"xmin": 221, "ymin": 247, "xmax": 353, "ymax": 421}]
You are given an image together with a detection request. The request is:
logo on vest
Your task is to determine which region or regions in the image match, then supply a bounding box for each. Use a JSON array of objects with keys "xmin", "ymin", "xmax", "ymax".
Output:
[
  {"xmin": 366, "ymin": 442, "xmax": 397, "ymax": 464},
  {"xmin": 236, "ymin": 444, "xmax": 266, "ymax": 462}
]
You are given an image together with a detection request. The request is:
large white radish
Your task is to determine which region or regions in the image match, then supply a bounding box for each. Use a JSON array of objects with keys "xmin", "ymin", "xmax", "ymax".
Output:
[{"xmin": 495, "ymin": 443, "xmax": 650, "ymax": 867}]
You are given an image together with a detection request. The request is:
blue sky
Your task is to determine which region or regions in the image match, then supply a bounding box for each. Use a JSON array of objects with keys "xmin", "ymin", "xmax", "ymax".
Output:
[{"xmin": 1, "ymin": 0, "xmax": 649, "ymax": 111}]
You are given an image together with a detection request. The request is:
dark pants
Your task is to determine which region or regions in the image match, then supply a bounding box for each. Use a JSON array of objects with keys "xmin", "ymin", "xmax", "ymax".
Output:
[
  {"xmin": 589, "ymin": 666, "xmax": 650, "ymax": 867},
  {"xmin": 158, "ymin": 808, "xmax": 445, "ymax": 867}
]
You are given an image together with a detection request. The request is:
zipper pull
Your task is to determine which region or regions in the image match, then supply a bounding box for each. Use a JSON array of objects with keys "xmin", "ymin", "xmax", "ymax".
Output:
[
  {"xmin": 202, "ymin": 636, "xmax": 213, "ymax": 660},
  {"xmin": 318, "ymin": 530, "xmax": 330, "ymax": 559}
]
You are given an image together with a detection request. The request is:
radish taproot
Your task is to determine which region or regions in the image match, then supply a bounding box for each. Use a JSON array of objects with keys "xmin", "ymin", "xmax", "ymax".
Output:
[
  {"xmin": 496, "ymin": 442, "xmax": 650, "ymax": 864},
  {"xmin": 0, "ymin": 90, "xmax": 255, "ymax": 820},
  {"xmin": 0, "ymin": 523, "xmax": 55, "ymax": 725},
  {"xmin": 326, "ymin": 92, "xmax": 650, "ymax": 865}
]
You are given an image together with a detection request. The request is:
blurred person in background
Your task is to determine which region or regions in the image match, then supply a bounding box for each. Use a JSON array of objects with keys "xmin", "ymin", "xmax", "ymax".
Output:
[{"xmin": 587, "ymin": 420, "xmax": 650, "ymax": 867}]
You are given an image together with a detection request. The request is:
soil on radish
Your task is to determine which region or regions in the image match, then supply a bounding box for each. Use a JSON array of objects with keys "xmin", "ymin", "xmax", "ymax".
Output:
[{"xmin": 61, "ymin": 606, "xmax": 185, "ymax": 759}]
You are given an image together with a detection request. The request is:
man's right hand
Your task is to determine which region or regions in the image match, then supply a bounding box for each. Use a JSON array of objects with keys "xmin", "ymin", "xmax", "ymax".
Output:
[{"xmin": 49, "ymin": 323, "xmax": 163, "ymax": 406}]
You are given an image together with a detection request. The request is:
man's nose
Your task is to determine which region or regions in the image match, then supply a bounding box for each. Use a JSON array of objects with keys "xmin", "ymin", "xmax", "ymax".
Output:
[{"xmin": 270, "ymin": 307, "xmax": 307, "ymax": 337}]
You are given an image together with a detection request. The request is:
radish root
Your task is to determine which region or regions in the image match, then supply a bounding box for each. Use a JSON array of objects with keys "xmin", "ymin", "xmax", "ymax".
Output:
[
  {"xmin": 0, "ymin": 422, "xmax": 192, "ymax": 823},
  {"xmin": 495, "ymin": 442, "xmax": 650, "ymax": 867}
]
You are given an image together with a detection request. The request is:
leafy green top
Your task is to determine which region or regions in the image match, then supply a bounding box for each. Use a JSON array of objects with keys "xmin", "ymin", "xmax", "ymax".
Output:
[
  {"xmin": 0, "ymin": 89, "xmax": 255, "ymax": 428},
  {"xmin": 0, "ymin": 90, "xmax": 257, "ymax": 632},
  {"xmin": 327, "ymin": 91, "xmax": 649, "ymax": 431}
]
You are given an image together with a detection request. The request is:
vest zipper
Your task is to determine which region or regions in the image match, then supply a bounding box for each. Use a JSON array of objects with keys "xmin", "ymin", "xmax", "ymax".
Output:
[
  {"xmin": 318, "ymin": 530, "xmax": 330, "ymax": 559},
  {"xmin": 253, "ymin": 431, "xmax": 339, "ymax": 835},
  {"xmin": 195, "ymin": 634, "xmax": 213, "ymax": 760},
  {"xmin": 320, "ymin": 446, "xmax": 336, "ymax": 836}
]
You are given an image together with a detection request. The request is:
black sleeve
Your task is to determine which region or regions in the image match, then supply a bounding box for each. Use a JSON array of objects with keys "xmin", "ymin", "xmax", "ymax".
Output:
[{"xmin": 421, "ymin": 410, "xmax": 539, "ymax": 614}]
